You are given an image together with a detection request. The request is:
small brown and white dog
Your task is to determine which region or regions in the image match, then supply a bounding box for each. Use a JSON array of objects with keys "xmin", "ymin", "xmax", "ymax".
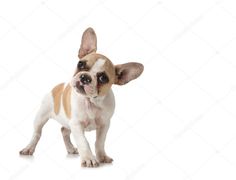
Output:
[{"xmin": 19, "ymin": 28, "xmax": 143, "ymax": 167}]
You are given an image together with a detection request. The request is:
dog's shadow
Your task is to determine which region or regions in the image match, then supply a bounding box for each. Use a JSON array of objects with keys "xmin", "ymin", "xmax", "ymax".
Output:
[
  {"xmin": 66, "ymin": 154, "xmax": 79, "ymax": 159},
  {"xmin": 66, "ymin": 154, "xmax": 113, "ymax": 168},
  {"xmin": 19, "ymin": 155, "xmax": 35, "ymax": 162}
]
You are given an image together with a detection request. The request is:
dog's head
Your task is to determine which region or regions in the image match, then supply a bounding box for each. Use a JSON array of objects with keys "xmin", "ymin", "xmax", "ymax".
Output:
[{"xmin": 71, "ymin": 28, "xmax": 144, "ymax": 98}]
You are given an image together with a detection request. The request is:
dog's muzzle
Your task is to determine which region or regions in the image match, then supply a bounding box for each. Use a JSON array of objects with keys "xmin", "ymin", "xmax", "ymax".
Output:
[{"xmin": 73, "ymin": 73, "xmax": 97, "ymax": 97}]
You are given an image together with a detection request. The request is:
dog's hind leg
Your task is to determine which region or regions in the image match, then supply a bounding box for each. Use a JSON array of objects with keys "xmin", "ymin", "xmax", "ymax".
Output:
[
  {"xmin": 19, "ymin": 94, "xmax": 53, "ymax": 155},
  {"xmin": 61, "ymin": 127, "xmax": 78, "ymax": 154}
]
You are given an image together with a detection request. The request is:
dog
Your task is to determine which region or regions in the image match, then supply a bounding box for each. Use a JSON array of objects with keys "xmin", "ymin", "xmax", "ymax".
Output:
[{"xmin": 19, "ymin": 28, "xmax": 144, "ymax": 167}]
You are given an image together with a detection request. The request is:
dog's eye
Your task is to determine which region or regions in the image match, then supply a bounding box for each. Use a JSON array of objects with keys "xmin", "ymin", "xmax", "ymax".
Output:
[
  {"xmin": 77, "ymin": 61, "xmax": 86, "ymax": 70},
  {"xmin": 97, "ymin": 72, "xmax": 109, "ymax": 84}
]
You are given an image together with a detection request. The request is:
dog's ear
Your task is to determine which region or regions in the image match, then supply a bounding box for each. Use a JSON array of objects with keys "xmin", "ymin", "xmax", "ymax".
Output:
[
  {"xmin": 115, "ymin": 62, "xmax": 144, "ymax": 85},
  {"xmin": 78, "ymin": 28, "xmax": 97, "ymax": 59}
]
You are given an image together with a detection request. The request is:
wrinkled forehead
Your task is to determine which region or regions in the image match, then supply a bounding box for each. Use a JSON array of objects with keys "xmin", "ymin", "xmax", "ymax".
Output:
[{"xmin": 81, "ymin": 53, "xmax": 115, "ymax": 76}]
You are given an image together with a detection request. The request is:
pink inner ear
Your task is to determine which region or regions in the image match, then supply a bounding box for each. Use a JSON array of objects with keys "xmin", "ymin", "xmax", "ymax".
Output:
[
  {"xmin": 78, "ymin": 28, "xmax": 97, "ymax": 59},
  {"xmin": 78, "ymin": 49, "xmax": 86, "ymax": 59},
  {"xmin": 115, "ymin": 62, "xmax": 144, "ymax": 85},
  {"xmin": 79, "ymin": 48, "xmax": 94, "ymax": 59}
]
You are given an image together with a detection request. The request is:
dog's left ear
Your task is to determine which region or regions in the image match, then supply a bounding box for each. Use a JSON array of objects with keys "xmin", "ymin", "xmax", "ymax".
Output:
[
  {"xmin": 78, "ymin": 27, "xmax": 97, "ymax": 59},
  {"xmin": 115, "ymin": 62, "xmax": 144, "ymax": 85}
]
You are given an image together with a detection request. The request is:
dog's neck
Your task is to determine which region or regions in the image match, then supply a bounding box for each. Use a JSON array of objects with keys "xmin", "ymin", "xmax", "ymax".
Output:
[
  {"xmin": 86, "ymin": 96, "xmax": 105, "ymax": 108},
  {"xmin": 72, "ymin": 88, "xmax": 106, "ymax": 108}
]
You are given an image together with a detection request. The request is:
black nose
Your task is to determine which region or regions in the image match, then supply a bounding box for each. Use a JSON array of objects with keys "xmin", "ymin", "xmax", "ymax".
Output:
[{"xmin": 80, "ymin": 74, "xmax": 92, "ymax": 85}]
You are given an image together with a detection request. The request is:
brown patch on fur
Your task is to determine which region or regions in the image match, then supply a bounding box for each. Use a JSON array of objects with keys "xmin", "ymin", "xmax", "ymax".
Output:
[
  {"xmin": 62, "ymin": 84, "xmax": 72, "ymax": 119},
  {"xmin": 52, "ymin": 83, "xmax": 65, "ymax": 115},
  {"xmin": 84, "ymin": 53, "xmax": 116, "ymax": 96},
  {"xmin": 74, "ymin": 53, "xmax": 116, "ymax": 96},
  {"xmin": 98, "ymin": 59, "xmax": 115, "ymax": 96},
  {"xmin": 74, "ymin": 53, "xmax": 113, "ymax": 75}
]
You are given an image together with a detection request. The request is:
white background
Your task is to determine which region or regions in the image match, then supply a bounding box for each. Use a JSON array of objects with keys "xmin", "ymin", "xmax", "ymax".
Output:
[{"xmin": 1, "ymin": 0, "xmax": 236, "ymax": 179}]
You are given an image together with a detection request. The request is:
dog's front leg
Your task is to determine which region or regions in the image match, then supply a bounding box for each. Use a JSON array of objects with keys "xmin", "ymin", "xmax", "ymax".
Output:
[
  {"xmin": 95, "ymin": 124, "xmax": 113, "ymax": 163},
  {"xmin": 70, "ymin": 122, "xmax": 99, "ymax": 167}
]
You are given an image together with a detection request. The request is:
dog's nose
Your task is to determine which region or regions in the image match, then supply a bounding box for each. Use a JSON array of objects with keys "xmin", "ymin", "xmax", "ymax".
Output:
[{"xmin": 80, "ymin": 74, "xmax": 92, "ymax": 85}]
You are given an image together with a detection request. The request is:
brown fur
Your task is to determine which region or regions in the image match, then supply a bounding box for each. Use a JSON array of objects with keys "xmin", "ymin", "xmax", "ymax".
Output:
[
  {"xmin": 62, "ymin": 84, "xmax": 72, "ymax": 119},
  {"xmin": 74, "ymin": 53, "xmax": 116, "ymax": 96},
  {"xmin": 98, "ymin": 58, "xmax": 115, "ymax": 96},
  {"xmin": 52, "ymin": 83, "xmax": 65, "ymax": 115}
]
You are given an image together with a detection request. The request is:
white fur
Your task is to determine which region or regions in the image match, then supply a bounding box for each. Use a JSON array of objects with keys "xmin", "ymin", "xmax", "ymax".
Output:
[
  {"xmin": 90, "ymin": 58, "xmax": 106, "ymax": 74},
  {"xmin": 19, "ymin": 28, "xmax": 143, "ymax": 168},
  {"xmin": 20, "ymin": 84, "xmax": 115, "ymax": 167}
]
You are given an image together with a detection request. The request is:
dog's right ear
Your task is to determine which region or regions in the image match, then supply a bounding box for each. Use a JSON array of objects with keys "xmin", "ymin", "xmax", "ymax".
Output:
[
  {"xmin": 78, "ymin": 28, "xmax": 97, "ymax": 59},
  {"xmin": 115, "ymin": 62, "xmax": 144, "ymax": 85}
]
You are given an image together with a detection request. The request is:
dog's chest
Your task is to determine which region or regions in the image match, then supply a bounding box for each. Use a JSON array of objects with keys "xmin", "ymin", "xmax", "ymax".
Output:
[{"xmin": 81, "ymin": 99, "xmax": 103, "ymax": 131}]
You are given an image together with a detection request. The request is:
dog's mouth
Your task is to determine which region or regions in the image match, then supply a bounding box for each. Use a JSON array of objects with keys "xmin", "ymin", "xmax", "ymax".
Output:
[
  {"xmin": 75, "ymin": 81, "xmax": 86, "ymax": 95},
  {"xmin": 73, "ymin": 81, "xmax": 98, "ymax": 98}
]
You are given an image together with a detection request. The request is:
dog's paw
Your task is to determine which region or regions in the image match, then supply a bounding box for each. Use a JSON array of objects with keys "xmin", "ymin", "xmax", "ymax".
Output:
[
  {"xmin": 81, "ymin": 157, "xmax": 99, "ymax": 167},
  {"xmin": 97, "ymin": 154, "xmax": 113, "ymax": 163},
  {"xmin": 19, "ymin": 148, "xmax": 34, "ymax": 155},
  {"xmin": 68, "ymin": 147, "xmax": 79, "ymax": 155}
]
